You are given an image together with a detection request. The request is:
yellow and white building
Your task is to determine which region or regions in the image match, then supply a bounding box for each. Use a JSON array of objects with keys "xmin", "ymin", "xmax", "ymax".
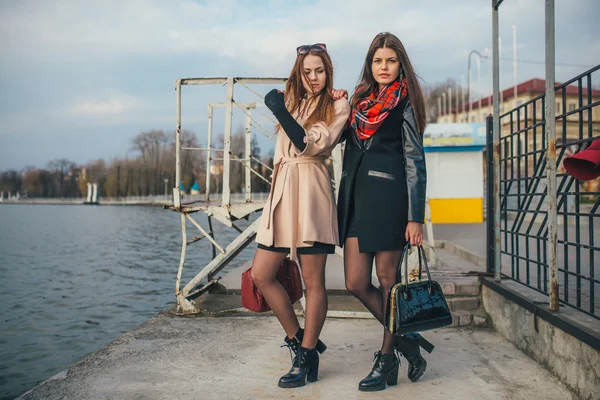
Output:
[{"xmin": 424, "ymin": 123, "xmax": 486, "ymax": 224}]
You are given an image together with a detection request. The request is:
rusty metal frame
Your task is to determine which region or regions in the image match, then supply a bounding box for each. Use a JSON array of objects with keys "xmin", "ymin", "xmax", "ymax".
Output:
[
  {"xmin": 490, "ymin": 0, "xmax": 560, "ymax": 310},
  {"xmin": 490, "ymin": 0, "xmax": 600, "ymax": 319},
  {"xmin": 172, "ymin": 76, "xmax": 287, "ymax": 314},
  {"xmin": 543, "ymin": 0, "xmax": 559, "ymax": 311}
]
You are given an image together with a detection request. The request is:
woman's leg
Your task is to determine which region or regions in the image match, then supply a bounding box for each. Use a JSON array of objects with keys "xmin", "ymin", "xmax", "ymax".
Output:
[
  {"xmin": 251, "ymin": 248, "xmax": 300, "ymax": 338},
  {"xmin": 374, "ymin": 249, "xmax": 403, "ymax": 354},
  {"xmin": 345, "ymin": 240, "xmax": 402, "ymax": 391},
  {"xmin": 343, "ymin": 238, "xmax": 382, "ymax": 319},
  {"xmin": 298, "ymin": 253, "xmax": 328, "ymax": 349}
]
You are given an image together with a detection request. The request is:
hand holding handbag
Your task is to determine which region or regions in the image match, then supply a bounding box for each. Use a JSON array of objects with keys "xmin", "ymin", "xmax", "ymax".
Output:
[
  {"xmin": 241, "ymin": 258, "xmax": 303, "ymax": 312},
  {"xmin": 385, "ymin": 244, "xmax": 452, "ymax": 335}
]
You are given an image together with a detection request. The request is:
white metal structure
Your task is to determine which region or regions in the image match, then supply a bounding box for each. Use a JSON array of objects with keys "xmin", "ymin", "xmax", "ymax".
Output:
[{"xmin": 171, "ymin": 77, "xmax": 289, "ymax": 314}]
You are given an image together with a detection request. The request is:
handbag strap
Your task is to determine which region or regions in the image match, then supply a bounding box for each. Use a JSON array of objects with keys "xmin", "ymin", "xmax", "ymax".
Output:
[
  {"xmin": 399, "ymin": 244, "xmax": 433, "ymax": 289},
  {"xmin": 417, "ymin": 245, "xmax": 433, "ymax": 285},
  {"xmin": 395, "ymin": 243, "xmax": 411, "ymax": 283}
]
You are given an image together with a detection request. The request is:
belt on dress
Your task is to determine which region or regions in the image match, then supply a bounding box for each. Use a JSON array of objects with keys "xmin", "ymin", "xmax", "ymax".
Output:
[{"xmin": 264, "ymin": 156, "xmax": 327, "ymax": 260}]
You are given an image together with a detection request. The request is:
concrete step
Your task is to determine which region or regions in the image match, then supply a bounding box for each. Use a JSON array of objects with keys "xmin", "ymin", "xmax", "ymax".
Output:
[
  {"xmin": 193, "ymin": 292, "xmax": 490, "ymax": 329},
  {"xmin": 451, "ymin": 310, "xmax": 490, "ymax": 328},
  {"xmin": 447, "ymin": 296, "xmax": 480, "ymax": 311},
  {"xmin": 434, "ymin": 275, "xmax": 481, "ymax": 296},
  {"xmin": 217, "ymin": 249, "xmax": 483, "ymax": 299}
]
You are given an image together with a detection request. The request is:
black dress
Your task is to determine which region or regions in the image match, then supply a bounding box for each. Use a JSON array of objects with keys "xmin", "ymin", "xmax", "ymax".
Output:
[{"xmin": 337, "ymin": 97, "xmax": 427, "ymax": 253}]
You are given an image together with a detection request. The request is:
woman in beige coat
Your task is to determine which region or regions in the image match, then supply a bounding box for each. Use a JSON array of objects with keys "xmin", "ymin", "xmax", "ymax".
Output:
[{"xmin": 252, "ymin": 43, "xmax": 350, "ymax": 388}]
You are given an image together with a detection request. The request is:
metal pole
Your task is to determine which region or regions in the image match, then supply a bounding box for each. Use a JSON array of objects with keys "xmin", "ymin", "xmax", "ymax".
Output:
[
  {"xmin": 205, "ymin": 105, "xmax": 213, "ymax": 202},
  {"xmin": 222, "ymin": 77, "xmax": 234, "ymax": 207},
  {"xmin": 499, "ymin": 37, "xmax": 504, "ymax": 112},
  {"xmin": 477, "ymin": 58, "xmax": 482, "ymax": 121},
  {"xmin": 174, "ymin": 79, "xmax": 182, "ymax": 209},
  {"xmin": 493, "ymin": 1, "xmax": 501, "ymax": 281},
  {"xmin": 468, "ymin": 58, "xmax": 472, "ymax": 121},
  {"xmin": 545, "ymin": 0, "xmax": 558, "ymax": 312},
  {"xmin": 442, "ymin": 93, "xmax": 446, "ymax": 117},
  {"xmin": 513, "ymin": 24, "xmax": 518, "ymax": 108},
  {"xmin": 245, "ymin": 109, "xmax": 252, "ymax": 202},
  {"xmin": 455, "ymin": 80, "xmax": 459, "ymax": 122},
  {"xmin": 448, "ymin": 87, "xmax": 452, "ymax": 121},
  {"xmin": 488, "ymin": 55, "xmax": 492, "ymax": 115},
  {"xmin": 468, "ymin": 50, "xmax": 487, "ymax": 122},
  {"xmin": 486, "ymin": 115, "xmax": 495, "ymax": 274},
  {"xmin": 461, "ymin": 75, "xmax": 466, "ymax": 118}
]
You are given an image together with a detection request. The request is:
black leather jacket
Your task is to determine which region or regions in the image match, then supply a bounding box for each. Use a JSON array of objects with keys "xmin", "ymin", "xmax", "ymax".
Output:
[
  {"xmin": 401, "ymin": 100, "xmax": 427, "ymax": 223},
  {"xmin": 337, "ymin": 96, "xmax": 427, "ymax": 252}
]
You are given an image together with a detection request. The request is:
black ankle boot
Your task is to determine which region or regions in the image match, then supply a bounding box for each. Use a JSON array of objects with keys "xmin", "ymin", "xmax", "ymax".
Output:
[
  {"xmin": 283, "ymin": 328, "xmax": 327, "ymax": 354},
  {"xmin": 278, "ymin": 346, "xmax": 319, "ymax": 388},
  {"xmin": 358, "ymin": 351, "xmax": 399, "ymax": 392},
  {"xmin": 395, "ymin": 333, "xmax": 434, "ymax": 382}
]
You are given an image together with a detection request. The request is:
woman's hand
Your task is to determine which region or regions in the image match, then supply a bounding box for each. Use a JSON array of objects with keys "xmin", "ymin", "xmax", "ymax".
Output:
[
  {"xmin": 331, "ymin": 88, "xmax": 348, "ymax": 101},
  {"xmin": 264, "ymin": 89, "xmax": 285, "ymax": 114},
  {"xmin": 405, "ymin": 221, "xmax": 424, "ymax": 246}
]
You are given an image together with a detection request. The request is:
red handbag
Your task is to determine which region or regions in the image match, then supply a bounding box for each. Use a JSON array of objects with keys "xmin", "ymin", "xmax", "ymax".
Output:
[{"xmin": 241, "ymin": 258, "xmax": 303, "ymax": 312}]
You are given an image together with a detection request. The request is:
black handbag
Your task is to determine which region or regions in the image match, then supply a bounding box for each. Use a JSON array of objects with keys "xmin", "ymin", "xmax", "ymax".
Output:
[{"xmin": 385, "ymin": 244, "xmax": 452, "ymax": 335}]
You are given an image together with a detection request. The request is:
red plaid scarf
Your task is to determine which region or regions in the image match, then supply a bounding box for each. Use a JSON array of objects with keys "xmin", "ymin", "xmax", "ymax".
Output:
[{"xmin": 350, "ymin": 78, "xmax": 408, "ymax": 140}]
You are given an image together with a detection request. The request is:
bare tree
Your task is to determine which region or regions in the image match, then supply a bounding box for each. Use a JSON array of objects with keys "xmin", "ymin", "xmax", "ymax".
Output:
[
  {"xmin": 423, "ymin": 78, "xmax": 460, "ymax": 123},
  {"xmin": 47, "ymin": 158, "xmax": 77, "ymax": 197}
]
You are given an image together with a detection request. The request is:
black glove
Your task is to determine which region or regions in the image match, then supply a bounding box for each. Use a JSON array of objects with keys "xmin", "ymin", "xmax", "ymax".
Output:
[
  {"xmin": 264, "ymin": 89, "xmax": 286, "ymax": 115},
  {"xmin": 264, "ymin": 89, "xmax": 307, "ymax": 152}
]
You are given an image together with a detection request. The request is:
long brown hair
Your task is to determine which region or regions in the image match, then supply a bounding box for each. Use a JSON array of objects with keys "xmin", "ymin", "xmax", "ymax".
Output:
[
  {"xmin": 350, "ymin": 32, "xmax": 427, "ymax": 133},
  {"xmin": 279, "ymin": 49, "xmax": 336, "ymax": 129}
]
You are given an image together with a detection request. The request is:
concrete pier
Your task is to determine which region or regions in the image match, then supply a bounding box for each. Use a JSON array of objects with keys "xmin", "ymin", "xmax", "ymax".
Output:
[
  {"xmin": 18, "ymin": 236, "xmax": 581, "ymax": 399},
  {"xmin": 18, "ymin": 314, "xmax": 576, "ymax": 400}
]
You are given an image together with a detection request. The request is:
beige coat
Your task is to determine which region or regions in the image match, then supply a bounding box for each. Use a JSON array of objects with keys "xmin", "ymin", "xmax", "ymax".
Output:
[{"xmin": 256, "ymin": 97, "xmax": 351, "ymax": 259}]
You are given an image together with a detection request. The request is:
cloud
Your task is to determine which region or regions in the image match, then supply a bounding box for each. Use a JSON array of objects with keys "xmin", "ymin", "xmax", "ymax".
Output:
[
  {"xmin": 1, "ymin": 0, "xmax": 597, "ymax": 76},
  {"xmin": 0, "ymin": 1, "xmax": 496, "ymax": 71},
  {"xmin": 71, "ymin": 99, "xmax": 124, "ymax": 116},
  {"xmin": 0, "ymin": 0, "xmax": 599, "ymax": 170},
  {"xmin": 70, "ymin": 93, "xmax": 146, "ymax": 117}
]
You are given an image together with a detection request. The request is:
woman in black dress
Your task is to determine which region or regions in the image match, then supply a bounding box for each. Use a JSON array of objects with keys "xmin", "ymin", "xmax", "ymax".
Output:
[{"xmin": 336, "ymin": 32, "xmax": 434, "ymax": 392}]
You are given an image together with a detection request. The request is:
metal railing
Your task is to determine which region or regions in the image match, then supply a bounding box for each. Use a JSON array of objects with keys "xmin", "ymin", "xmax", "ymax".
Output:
[{"xmin": 486, "ymin": 64, "xmax": 600, "ymax": 319}]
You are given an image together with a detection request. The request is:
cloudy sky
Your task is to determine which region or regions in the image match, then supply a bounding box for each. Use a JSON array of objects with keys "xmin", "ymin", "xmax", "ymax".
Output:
[{"xmin": 0, "ymin": 0, "xmax": 598, "ymax": 170}]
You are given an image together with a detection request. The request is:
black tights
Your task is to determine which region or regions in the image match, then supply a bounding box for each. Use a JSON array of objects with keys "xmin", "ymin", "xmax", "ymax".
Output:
[
  {"xmin": 251, "ymin": 249, "xmax": 328, "ymax": 349},
  {"xmin": 344, "ymin": 237, "xmax": 403, "ymax": 354}
]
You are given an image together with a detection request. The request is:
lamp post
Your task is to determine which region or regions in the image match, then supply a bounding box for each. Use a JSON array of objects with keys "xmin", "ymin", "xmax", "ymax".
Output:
[
  {"xmin": 455, "ymin": 80, "xmax": 460, "ymax": 122},
  {"xmin": 164, "ymin": 178, "xmax": 169, "ymax": 199},
  {"xmin": 447, "ymin": 87, "xmax": 452, "ymax": 121},
  {"xmin": 467, "ymin": 50, "xmax": 488, "ymax": 122},
  {"xmin": 441, "ymin": 93, "xmax": 446, "ymax": 120},
  {"xmin": 461, "ymin": 75, "xmax": 466, "ymax": 120}
]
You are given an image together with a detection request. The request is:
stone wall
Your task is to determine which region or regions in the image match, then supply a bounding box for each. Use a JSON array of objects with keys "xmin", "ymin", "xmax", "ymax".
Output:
[{"xmin": 482, "ymin": 282, "xmax": 599, "ymax": 400}]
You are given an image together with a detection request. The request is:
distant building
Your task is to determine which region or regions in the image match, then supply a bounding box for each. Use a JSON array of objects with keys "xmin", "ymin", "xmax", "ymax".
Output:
[
  {"xmin": 437, "ymin": 78, "xmax": 600, "ymax": 196},
  {"xmin": 424, "ymin": 123, "xmax": 486, "ymax": 224},
  {"xmin": 437, "ymin": 78, "xmax": 600, "ymax": 140}
]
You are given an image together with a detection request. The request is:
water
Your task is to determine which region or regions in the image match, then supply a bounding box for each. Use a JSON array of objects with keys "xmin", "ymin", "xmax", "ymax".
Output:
[{"xmin": 0, "ymin": 204, "xmax": 256, "ymax": 399}]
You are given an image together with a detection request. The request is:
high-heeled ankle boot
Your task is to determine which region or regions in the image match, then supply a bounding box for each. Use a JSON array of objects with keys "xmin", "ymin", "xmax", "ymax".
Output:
[
  {"xmin": 358, "ymin": 351, "xmax": 399, "ymax": 392},
  {"xmin": 278, "ymin": 346, "xmax": 319, "ymax": 388},
  {"xmin": 395, "ymin": 333, "xmax": 434, "ymax": 382},
  {"xmin": 283, "ymin": 328, "xmax": 327, "ymax": 354}
]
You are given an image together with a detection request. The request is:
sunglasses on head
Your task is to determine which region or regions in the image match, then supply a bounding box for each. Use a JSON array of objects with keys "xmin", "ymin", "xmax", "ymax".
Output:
[{"xmin": 296, "ymin": 43, "xmax": 327, "ymax": 55}]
